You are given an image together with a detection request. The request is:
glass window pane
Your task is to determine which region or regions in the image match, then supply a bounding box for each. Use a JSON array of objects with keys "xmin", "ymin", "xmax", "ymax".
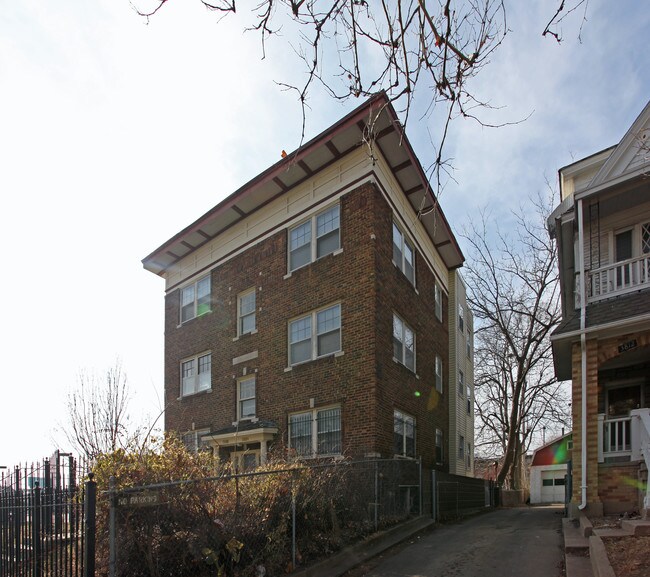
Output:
[
  {"xmin": 317, "ymin": 230, "xmax": 339, "ymax": 258},
  {"xmin": 317, "ymin": 305, "xmax": 340, "ymax": 335},
  {"xmin": 317, "ymin": 408, "xmax": 341, "ymax": 454},
  {"xmin": 290, "ymin": 413, "xmax": 313, "ymax": 456},
  {"xmin": 392, "ymin": 223, "xmax": 402, "ymax": 265},
  {"xmin": 316, "ymin": 206, "xmax": 340, "ymax": 238},
  {"xmin": 240, "ymin": 398, "xmax": 256, "ymax": 418},
  {"xmin": 290, "ymin": 242, "xmax": 311, "ymax": 271},
  {"xmin": 198, "ymin": 354, "xmax": 211, "ymax": 374},
  {"xmin": 240, "ymin": 377, "xmax": 255, "ymax": 399},
  {"xmin": 240, "ymin": 291, "xmax": 255, "ymax": 315},
  {"xmin": 181, "ymin": 286, "xmax": 194, "ymax": 308},
  {"xmin": 241, "ymin": 313, "xmax": 255, "ymax": 334},
  {"xmin": 291, "ymin": 340, "xmax": 312, "ymax": 364},
  {"xmin": 318, "ymin": 331, "xmax": 340, "ymax": 356},
  {"xmin": 290, "ymin": 316, "xmax": 311, "ymax": 343},
  {"xmin": 290, "ymin": 221, "xmax": 311, "ymax": 250}
]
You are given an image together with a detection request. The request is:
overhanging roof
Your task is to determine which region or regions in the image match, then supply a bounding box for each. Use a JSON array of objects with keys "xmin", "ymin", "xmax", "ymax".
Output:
[{"xmin": 142, "ymin": 92, "xmax": 464, "ymax": 276}]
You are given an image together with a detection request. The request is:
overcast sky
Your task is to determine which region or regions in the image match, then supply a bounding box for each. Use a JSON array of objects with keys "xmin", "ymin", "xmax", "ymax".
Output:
[{"xmin": 1, "ymin": 1, "xmax": 648, "ymax": 466}]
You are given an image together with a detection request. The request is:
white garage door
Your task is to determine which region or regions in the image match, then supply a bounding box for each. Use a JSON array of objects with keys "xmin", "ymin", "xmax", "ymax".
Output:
[{"xmin": 541, "ymin": 470, "xmax": 566, "ymax": 503}]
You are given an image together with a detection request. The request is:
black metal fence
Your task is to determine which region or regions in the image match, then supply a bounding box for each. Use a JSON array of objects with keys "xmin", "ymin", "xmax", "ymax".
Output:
[{"xmin": 0, "ymin": 453, "xmax": 95, "ymax": 577}]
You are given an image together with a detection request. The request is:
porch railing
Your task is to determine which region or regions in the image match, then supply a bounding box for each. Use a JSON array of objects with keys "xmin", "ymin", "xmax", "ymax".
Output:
[
  {"xmin": 588, "ymin": 254, "xmax": 650, "ymax": 302},
  {"xmin": 598, "ymin": 415, "xmax": 632, "ymax": 459}
]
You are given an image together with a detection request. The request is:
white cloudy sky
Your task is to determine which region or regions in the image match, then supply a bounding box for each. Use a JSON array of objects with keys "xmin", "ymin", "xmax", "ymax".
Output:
[{"xmin": 0, "ymin": 1, "xmax": 648, "ymax": 465}]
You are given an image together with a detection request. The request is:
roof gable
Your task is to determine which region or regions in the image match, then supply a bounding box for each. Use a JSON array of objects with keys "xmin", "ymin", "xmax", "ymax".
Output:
[
  {"xmin": 142, "ymin": 93, "xmax": 464, "ymax": 276},
  {"xmin": 587, "ymin": 100, "xmax": 650, "ymax": 193}
]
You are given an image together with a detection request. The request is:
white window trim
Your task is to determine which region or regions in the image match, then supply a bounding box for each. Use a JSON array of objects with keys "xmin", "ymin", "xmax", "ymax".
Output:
[
  {"xmin": 393, "ymin": 313, "xmax": 416, "ymax": 372},
  {"xmin": 288, "ymin": 405, "xmax": 342, "ymax": 458},
  {"xmin": 237, "ymin": 288, "xmax": 257, "ymax": 337},
  {"xmin": 288, "ymin": 303, "xmax": 342, "ymax": 367},
  {"xmin": 288, "ymin": 203, "xmax": 341, "ymax": 273},
  {"xmin": 392, "ymin": 221, "xmax": 416, "ymax": 286},
  {"xmin": 434, "ymin": 282, "xmax": 442, "ymax": 321},
  {"xmin": 180, "ymin": 351, "xmax": 212, "ymax": 397},
  {"xmin": 179, "ymin": 275, "xmax": 211, "ymax": 325},
  {"xmin": 181, "ymin": 428, "xmax": 210, "ymax": 453},
  {"xmin": 458, "ymin": 303, "xmax": 464, "ymax": 331},
  {"xmin": 237, "ymin": 375, "xmax": 256, "ymax": 421},
  {"xmin": 394, "ymin": 409, "xmax": 416, "ymax": 458},
  {"xmin": 458, "ymin": 370, "xmax": 464, "ymax": 397},
  {"xmin": 435, "ymin": 355, "xmax": 443, "ymax": 393}
]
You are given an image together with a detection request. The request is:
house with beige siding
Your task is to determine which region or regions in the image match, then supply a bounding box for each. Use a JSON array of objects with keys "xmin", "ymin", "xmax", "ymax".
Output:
[{"xmin": 548, "ymin": 100, "xmax": 650, "ymax": 516}]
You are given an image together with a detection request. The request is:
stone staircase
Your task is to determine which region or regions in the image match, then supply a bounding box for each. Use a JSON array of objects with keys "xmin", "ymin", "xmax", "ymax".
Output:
[{"xmin": 563, "ymin": 514, "xmax": 650, "ymax": 577}]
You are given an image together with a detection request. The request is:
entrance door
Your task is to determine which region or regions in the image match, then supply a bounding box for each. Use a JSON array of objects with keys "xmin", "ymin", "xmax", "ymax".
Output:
[{"xmin": 615, "ymin": 229, "xmax": 633, "ymax": 288}]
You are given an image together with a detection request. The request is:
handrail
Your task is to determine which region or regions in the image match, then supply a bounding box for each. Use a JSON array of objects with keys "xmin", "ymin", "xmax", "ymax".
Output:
[{"xmin": 589, "ymin": 254, "xmax": 650, "ymax": 301}]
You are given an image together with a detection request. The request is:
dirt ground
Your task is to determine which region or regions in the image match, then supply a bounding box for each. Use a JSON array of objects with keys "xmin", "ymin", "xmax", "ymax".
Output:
[{"xmin": 590, "ymin": 515, "xmax": 650, "ymax": 577}]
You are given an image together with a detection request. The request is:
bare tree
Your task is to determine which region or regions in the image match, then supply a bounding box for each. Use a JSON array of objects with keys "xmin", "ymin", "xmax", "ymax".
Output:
[
  {"xmin": 462, "ymin": 194, "xmax": 570, "ymax": 488},
  {"xmin": 131, "ymin": 0, "xmax": 588, "ymax": 192},
  {"xmin": 61, "ymin": 360, "xmax": 141, "ymax": 461}
]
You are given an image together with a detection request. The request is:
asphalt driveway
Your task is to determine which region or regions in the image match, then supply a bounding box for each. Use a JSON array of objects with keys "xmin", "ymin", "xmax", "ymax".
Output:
[{"xmin": 343, "ymin": 505, "xmax": 564, "ymax": 577}]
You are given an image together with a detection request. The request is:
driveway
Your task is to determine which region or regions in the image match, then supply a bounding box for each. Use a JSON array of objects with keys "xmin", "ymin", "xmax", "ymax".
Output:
[{"xmin": 343, "ymin": 505, "xmax": 564, "ymax": 577}]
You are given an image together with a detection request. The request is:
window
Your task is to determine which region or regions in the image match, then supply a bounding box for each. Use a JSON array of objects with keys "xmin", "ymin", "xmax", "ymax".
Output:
[
  {"xmin": 232, "ymin": 451, "xmax": 259, "ymax": 471},
  {"xmin": 392, "ymin": 222, "xmax": 415, "ymax": 284},
  {"xmin": 181, "ymin": 353, "xmax": 211, "ymax": 396},
  {"xmin": 289, "ymin": 204, "xmax": 340, "ymax": 271},
  {"xmin": 466, "ymin": 442, "xmax": 472, "ymax": 467},
  {"xmin": 289, "ymin": 407, "xmax": 341, "ymax": 457},
  {"xmin": 289, "ymin": 304, "xmax": 341, "ymax": 365},
  {"xmin": 238, "ymin": 375, "xmax": 256, "ymax": 420},
  {"xmin": 238, "ymin": 289, "xmax": 256, "ymax": 335},
  {"xmin": 458, "ymin": 370, "xmax": 464, "ymax": 396},
  {"xmin": 180, "ymin": 276, "xmax": 211, "ymax": 323},
  {"xmin": 458, "ymin": 303, "xmax": 464, "ymax": 331},
  {"xmin": 182, "ymin": 429, "xmax": 210, "ymax": 453},
  {"xmin": 393, "ymin": 314, "xmax": 415, "ymax": 372},
  {"xmin": 434, "ymin": 282, "xmax": 442, "ymax": 321},
  {"xmin": 394, "ymin": 410, "xmax": 416, "ymax": 457},
  {"xmin": 643, "ymin": 222, "xmax": 650, "ymax": 255},
  {"xmin": 458, "ymin": 435, "xmax": 465, "ymax": 459},
  {"xmin": 467, "ymin": 383, "xmax": 472, "ymax": 414},
  {"xmin": 466, "ymin": 325, "xmax": 472, "ymax": 358},
  {"xmin": 435, "ymin": 428, "xmax": 444, "ymax": 464},
  {"xmin": 435, "ymin": 355, "xmax": 443, "ymax": 393}
]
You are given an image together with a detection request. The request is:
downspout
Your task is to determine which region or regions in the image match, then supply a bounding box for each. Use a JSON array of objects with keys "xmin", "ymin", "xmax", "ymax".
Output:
[{"xmin": 577, "ymin": 198, "xmax": 588, "ymax": 510}]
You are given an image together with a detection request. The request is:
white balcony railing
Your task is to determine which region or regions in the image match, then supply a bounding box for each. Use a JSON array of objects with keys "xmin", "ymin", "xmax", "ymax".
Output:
[
  {"xmin": 589, "ymin": 254, "xmax": 650, "ymax": 302},
  {"xmin": 599, "ymin": 415, "xmax": 632, "ymax": 458}
]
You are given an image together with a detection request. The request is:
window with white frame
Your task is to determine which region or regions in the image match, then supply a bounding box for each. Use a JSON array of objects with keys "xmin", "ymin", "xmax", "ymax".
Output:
[
  {"xmin": 434, "ymin": 282, "xmax": 442, "ymax": 321},
  {"xmin": 435, "ymin": 355, "xmax": 443, "ymax": 393},
  {"xmin": 467, "ymin": 442, "xmax": 472, "ymax": 467},
  {"xmin": 238, "ymin": 375, "xmax": 256, "ymax": 420},
  {"xmin": 435, "ymin": 428, "xmax": 444, "ymax": 464},
  {"xmin": 643, "ymin": 222, "xmax": 650, "ymax": 254},
  {"xmin": 181, "ymin": 352, "xmax": 211, "ymax": 396},
  {"xmin": 289, "ymin": 204, "xmax": 340, "ymax": 272},
  {"xmin": 394, "ymin": 410, "xmax": 416, "ymax": 457},
  {"xmin": 392, "ymin": 222, "xmax": 415, "ymax": 285},
  {"xmin": 180, "ymin": 275, "xmax": 211, "ymax": 323},
  {"xmin": 459, "ymin": 435, "xmax": 465, "ymax": 459},
  {"xmin": 467, "ymin": 382, "xmax": 472, "ymax": 414},
  {"xmin": 458, "ymin": 370, "xmax": 464, "ymax": 396},
  {"xmin": 181, "ymin": 429, "xmax": 210, "ymax": 453},
  {"xmin": 458, "ymin": 303, "xmax": 464, "ymax": 331},
  {"xmin": 466, "ymin": 324, "xmax": 472, "ymax": 358},
  {"xmin": 289, "ymin": 407, "xmax": 341, "ymax": 457},
  {"xmin": 289, "ymin": 303, "xmax": 341, "ymax": 365},
  {"xmin": 238, "ymin": 289, "xmax": 256, "ymax": 335},
  {"xmin": 393, "ymin": 314, "xmax": 415, "ymax": 372}
]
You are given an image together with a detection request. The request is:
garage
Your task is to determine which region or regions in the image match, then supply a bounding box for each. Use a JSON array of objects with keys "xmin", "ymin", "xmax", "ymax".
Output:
[
  {"xmin": 540, "ymin": 470, "xmax": 566, "ymax": 503},
  {"xmin": 529, "ymin": 433, "xmax": 572, "ymax": 505}
]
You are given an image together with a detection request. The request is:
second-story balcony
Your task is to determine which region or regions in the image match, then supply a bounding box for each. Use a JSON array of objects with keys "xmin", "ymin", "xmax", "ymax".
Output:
[{"xmin": 588, "ymin": 253, "xmax": 650, "ymax": 302}]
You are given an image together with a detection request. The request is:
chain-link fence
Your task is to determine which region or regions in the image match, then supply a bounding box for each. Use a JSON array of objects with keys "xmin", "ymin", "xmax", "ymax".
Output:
[
  {"xmin": 432, "ymin": 470, "xmax": 495, "ymax": 521},
  {"xmin": 102, "ymin": 459, "xmax": 421, "ymax": 577}
]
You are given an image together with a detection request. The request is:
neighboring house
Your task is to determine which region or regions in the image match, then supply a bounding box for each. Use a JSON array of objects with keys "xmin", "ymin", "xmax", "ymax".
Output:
[
  {"xmin": 448, "ymin": 272, "xmax": 475, "ymax": 476},
  {"xmin": 529, "ymin": 433, "xmax": 572, "ymax": 504},
  {"xmin": 548, "ymin": 100, "xmax": 650, "ymax": 516},
  {"xmin": 143, "ymin": 93, "xmax": 475, "ymax": 474}
]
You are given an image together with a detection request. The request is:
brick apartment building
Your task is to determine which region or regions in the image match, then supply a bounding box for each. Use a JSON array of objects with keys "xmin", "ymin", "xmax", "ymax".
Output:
[{"xmin": 143, "ymin": 93, "xmax": 474, "ymax": 474}]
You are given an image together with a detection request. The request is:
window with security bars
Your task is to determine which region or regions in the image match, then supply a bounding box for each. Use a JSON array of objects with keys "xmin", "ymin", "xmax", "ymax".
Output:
[
  {"xmin": 180, "ymin": 275, "xmax": 211, "ymax": 323},
  {"xmin": 289, "ymin": 204, "xmax": 340, "ymax": 271},
  {"xmin": 289, "ymin": 407, "xmax": 341, "ymax": 457},
  {"xmin": 394, "ymin": 410, "xmax": 416, "ymax": 458}
]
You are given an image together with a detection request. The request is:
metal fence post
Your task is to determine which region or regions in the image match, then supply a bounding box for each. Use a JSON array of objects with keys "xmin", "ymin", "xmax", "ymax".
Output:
[
  {"xmin": 291, "ymin": 474, "xmax": 296, "ymax": 569},
  {"xmin": 109, "ymin": 475, "xmax": 116, "ymax": 577},
  {"xmin": 33, "ymin": 481, "xmax": 41, "ymax": 577},
  {"xmin": 431, "ymin": 470, "xmax": 437, "ymax": 521},
  {"xmin": 418, "ymin": 459, "xmax": 422, "ymax": 516},
  {"xmin": 84, "ymin": 473, "xmax": 96, "ymax": 577}
]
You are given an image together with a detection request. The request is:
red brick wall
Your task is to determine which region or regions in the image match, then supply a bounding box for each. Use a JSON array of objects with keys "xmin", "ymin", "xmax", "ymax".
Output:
[{"xmin": 163, "ymin": 182, "xmax": 450, "ymax": 469}]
